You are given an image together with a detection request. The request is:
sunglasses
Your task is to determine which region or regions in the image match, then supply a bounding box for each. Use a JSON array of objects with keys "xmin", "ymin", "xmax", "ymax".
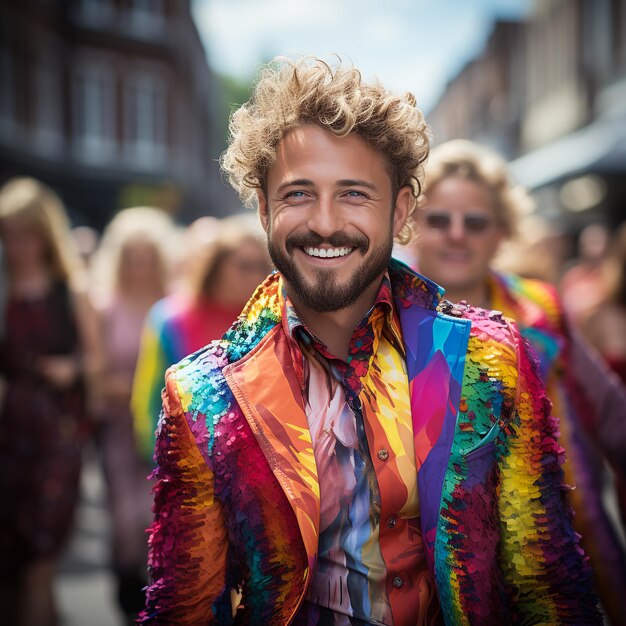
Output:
[{"xmin": 422, "ymin": 211, "xmax": 494, "ymax": 234}]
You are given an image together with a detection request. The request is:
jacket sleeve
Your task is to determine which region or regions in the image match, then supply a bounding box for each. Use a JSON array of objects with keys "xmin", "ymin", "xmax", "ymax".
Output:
[
  {"xmin": 139, "ymin": 371, "xmax": 228, "ymax": 625},
  {"xmin": 498, "ymin": 322, "xmax": 602, "ymax": 623}
]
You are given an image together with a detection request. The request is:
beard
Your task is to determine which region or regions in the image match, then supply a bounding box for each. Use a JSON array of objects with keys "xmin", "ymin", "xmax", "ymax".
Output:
[{"xmin": 267, "ymin": 228, "xmax": 393, "ymax": 313}]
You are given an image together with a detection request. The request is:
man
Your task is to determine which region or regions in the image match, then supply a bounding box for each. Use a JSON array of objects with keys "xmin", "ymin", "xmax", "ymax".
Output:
[
  {"xmin": 413, "ymin": 138, "xmax": 626, "ymax": 625},
  {"xmin": 140, "ymin": 59, "xmax": 600, "ymax": 625}
]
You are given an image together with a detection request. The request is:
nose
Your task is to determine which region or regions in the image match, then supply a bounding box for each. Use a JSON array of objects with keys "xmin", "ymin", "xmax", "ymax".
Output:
[
  {"xmin": 305, "ymin": 194, "xmax": 345, "ymax": 238},
  {"xmin": 447, "ymin": 214, "xmax": 466, "ymax": 241}
]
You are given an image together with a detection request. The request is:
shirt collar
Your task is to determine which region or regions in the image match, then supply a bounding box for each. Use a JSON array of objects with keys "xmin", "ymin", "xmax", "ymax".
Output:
[{"xmin": 279, "ymin": 272, "xmax": 403, "ymax": 363}]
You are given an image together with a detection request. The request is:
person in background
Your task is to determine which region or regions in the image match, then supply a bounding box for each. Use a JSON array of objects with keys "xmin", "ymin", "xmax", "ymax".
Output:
[
  {"xmin": 139, "ymin": 57, "xmax": 600, "ymax": 625},
  {"xmin": 583, "ymin": 221, "xmax": 626, "ymax": 529},
  {"xmin": 0, "ymin": 177, "xmax": 100, "ymax": 626},
  {"xmin": 131, "ymin": 213, "xmax": 271, "ymax": 463},
  {"xmin": 89, "ymin": 206, "xmax": 175, "ymax": 624},
  {"xmin": 583, "ymin": 221, "xmax": 626, "ymax": 385},
  {"xmin": 412, "ymin": 139, "xmax": 626, "ymax": 625},
  {"xmin": 560, "ymin": 222, "xmax": 611, "ymax": 328}
]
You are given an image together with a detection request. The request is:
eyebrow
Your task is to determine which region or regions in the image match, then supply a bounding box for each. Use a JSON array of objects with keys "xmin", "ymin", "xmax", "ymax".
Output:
[
  {"xmin": 276, "ymin": 179, "xmax": 314, "ymax": 193},
  {"xmin": 276, "ymin": 178, "xmax": 378, "ymax": 192},
  {"xmin": 337, "ymin": 179, "xmax": 377, "ymax": 191}
]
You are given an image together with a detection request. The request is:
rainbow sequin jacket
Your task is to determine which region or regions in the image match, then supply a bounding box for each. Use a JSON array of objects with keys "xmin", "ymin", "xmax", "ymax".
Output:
[
  {"xmin": 140, "ymin": 260, "xmax": 600, "ymax": 625},
  {"xmin": 488, "ymin": 272, "xmax": 626, "ymax": 624}
]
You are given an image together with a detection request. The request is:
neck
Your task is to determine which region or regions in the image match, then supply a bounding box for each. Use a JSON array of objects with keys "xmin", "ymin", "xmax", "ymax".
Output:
[
  {"xmin": 9, "ymin": 268, "xmax": 53, "ymax": 298},
  {"xmin": 121, "ymin": 283, "xmax": 163, "ymax": 305},
  {"xmin": 125, "ymin": 289, "xmax": 163, "ymax": 307},
  {"xmin": 286, "ymin": 276, "xmax": 383, "ymax": 361},
  {"xmin": 443, "ymin": 281, "xmax": 491, "ymax": 309}
]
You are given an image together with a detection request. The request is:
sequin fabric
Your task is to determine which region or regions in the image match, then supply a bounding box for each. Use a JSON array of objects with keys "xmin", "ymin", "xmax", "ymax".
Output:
[
  {"xmin": 139, "ymin": 260, "xmax": 600, "ymax": 625},
  {"xmin": 434, "ymin": 299, "xmax": 600, "ymax": 624},
  {"xmin": 489, "ymin": 272, "xmax": 626, "ymax": 624},
  {"xmin": 131, "ymin": 296, "xmax": 245, "ymax": 463}
]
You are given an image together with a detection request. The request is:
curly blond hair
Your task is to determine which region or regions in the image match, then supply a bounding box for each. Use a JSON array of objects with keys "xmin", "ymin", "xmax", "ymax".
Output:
[
  {"xmin": 221, "ymin": 56, "xmax": 430, "ymax": 244},
  {"xmin": 423, "ymin": 140, "xmax": 534, "ymax": 239}
]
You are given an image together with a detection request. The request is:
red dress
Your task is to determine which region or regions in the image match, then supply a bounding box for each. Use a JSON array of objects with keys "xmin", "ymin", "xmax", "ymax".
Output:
[{"xmin": 0, "ymin": 282, "xmax": 88, "ymax": 576}]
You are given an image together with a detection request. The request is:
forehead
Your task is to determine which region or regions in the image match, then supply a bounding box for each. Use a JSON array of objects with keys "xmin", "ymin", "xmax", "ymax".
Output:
[
  {"xmin": 424, "ymin": 177, "xmax": 496, "ymax": 215},
  {"xmin": 268, "ymin": 124, "xmax": 392, "ymax": 188},
  {"xmin": 121, "ymin": 236, "xmax": 159, "ymax": 256}
]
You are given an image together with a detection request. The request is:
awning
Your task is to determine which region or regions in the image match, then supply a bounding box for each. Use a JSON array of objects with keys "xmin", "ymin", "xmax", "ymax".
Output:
[{"xmin": 509, "ymin": 115, "xmax": 626, "ymax": 190}]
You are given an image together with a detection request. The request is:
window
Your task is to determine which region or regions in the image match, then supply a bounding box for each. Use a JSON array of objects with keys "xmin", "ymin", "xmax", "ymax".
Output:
[
  {"xmin": 79, "ymin": 0, "xmax": 115, "ymax": 23},
  {"xmin": 128, "ymin": 0, "xmax": 164, "ymax": 35},
  {"xmin": 0, "ymin": 47, "xmax": 17, "ymax": 139},
  {"xmin": 34, "ymin": 50, "xmax": 63, "ymax": 155},
  {"xmin": 73, "ymin": 60, "xmax": 116, "ymax": 163},
  {"xmin": 124, "ymin": 68, "xmax": 167, "ymax": 169}
]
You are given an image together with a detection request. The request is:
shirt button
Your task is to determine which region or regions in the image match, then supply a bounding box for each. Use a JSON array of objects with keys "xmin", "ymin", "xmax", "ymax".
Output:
[
  {"xmin": 377, "ymin": 449, "xmax": 389, "ymax": 461},
  {"xmin": 392, "ymin": 576, "xmax": 404, "ymax": 588},
  {"xmin": 387, "ymin": 516, "xmax": 397, "ymax": 528}
]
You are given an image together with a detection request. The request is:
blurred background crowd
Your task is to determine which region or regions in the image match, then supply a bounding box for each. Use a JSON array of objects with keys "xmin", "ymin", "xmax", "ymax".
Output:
[{"xmin": 0, "ymin": 0, "xmax": 625, "ymax": 625}]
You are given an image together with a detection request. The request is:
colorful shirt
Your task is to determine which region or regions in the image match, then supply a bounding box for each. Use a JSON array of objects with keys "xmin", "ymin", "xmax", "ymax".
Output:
[{"xmin": 284, "ymin": 277, "xmax": 440, "ymax": 625}]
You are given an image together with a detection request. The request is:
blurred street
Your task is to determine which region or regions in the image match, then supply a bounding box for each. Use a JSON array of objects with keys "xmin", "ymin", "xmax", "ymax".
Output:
[{"xmin": 57, "ymin": 451, "xmax": 126, "ymax": 626}]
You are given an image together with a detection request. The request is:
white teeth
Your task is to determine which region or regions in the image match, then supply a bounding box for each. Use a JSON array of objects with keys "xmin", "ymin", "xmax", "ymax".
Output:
[{"xmin": 304, "ymin": 247, "xmax": 352, "ymax": 258}]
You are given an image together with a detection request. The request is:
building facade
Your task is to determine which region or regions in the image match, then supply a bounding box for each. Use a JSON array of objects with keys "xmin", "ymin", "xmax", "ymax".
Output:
[
  {"xmin": 0, "ymin": 0, "xmax": 228, "ymax": 228},
  {"xmin": 427, "ymin": 0, "xmax": 626, "ymax": 231}
]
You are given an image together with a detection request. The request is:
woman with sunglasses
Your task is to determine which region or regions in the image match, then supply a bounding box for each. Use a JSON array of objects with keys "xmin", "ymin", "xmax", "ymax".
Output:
[{"xmin": 413, "ymin": 139, "xmax": 626, "ymax": 625}]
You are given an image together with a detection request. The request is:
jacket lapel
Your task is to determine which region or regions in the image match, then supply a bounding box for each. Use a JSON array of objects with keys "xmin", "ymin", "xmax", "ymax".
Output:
[
  {"xmin": 224, "ymin": 325, "xmax": 320, "ymax": 573},
  {"xmin": 397, "ymin": 299, "xmax": 470, "ymax": 567},
  {"xmin": 221, "ymin": 260, "xmax": 471, "ymax": 577}
]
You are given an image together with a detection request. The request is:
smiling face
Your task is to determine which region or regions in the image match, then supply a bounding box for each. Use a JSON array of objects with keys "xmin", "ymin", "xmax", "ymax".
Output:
[
  {"xmin": 257, "ymin": 124, "xmax": 411, "ymax": 315},
  {"xmin": 415, "ymin": 176, "xmax": 504, "ymax": 302}
]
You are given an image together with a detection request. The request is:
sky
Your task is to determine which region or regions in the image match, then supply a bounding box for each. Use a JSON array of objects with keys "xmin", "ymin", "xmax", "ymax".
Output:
[{"xmin": 192, "ymin": 0, "xmax": 532, "ymax": 113}]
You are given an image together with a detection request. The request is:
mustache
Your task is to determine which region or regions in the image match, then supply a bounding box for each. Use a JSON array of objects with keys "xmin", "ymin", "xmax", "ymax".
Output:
[{"xmin": 286, "ymin": 231, "xmax": 369, "ymax": 253}]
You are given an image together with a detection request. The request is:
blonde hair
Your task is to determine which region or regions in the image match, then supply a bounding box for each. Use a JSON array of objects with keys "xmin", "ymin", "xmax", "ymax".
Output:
[
  {"xmin": 0, "ymin": 177, "xmax": 85, "ymax": 288},
  {"xmin": 423, "ymin": 140, "xmax": 534, "ymax": 239},
  {"xmin": 221, "ymin": 56, "xmax": 430, "ymax": 244},
  {"xmin": 90, "ymin": 206, "xmax": 176, "ymax": 304},
  {"xmin": 185, "ymin": 213, "xmax": 269, "ymax": 300}
]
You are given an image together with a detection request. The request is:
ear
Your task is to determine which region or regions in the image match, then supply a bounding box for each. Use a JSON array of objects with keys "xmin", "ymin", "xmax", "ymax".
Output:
[
  {"xmin": 392, "ymin": 186, "xmax": 412, "ymax": 238},
  {"xmin": 257, "ymin": 189, "xmax": 269, "ymax": 233}
]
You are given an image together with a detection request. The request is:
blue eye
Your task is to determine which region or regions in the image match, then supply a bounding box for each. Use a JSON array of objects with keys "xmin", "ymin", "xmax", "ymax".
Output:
[
  {"xmin": 285, "ymin": 191, "xmax": 307, "ymax": 199},
  {"xmin": 344, "ymin": 190, "xmax": 366, "ymax": 198}
]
